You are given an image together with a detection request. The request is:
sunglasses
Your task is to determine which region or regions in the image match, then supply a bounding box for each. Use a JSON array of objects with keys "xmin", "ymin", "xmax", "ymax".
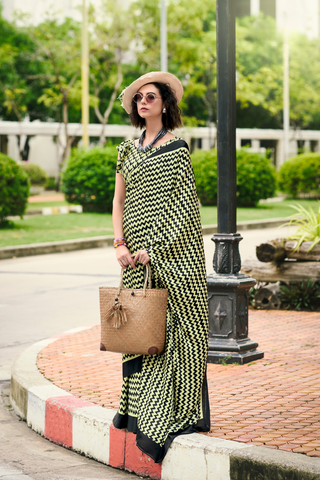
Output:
[{"xmin": 132, "ymin": 92, "xmax": 161, "ymax": 104}]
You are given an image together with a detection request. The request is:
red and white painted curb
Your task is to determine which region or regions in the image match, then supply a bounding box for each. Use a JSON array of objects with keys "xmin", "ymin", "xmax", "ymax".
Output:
[{"xmin": 10, "ymin": 328, "xmax": 320, "ymax": 480}]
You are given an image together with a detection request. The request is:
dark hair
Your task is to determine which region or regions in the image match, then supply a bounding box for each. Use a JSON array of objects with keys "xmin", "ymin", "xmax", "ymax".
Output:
[{"xmin": 129, "ymin": 82, "xmax": 183, "ymax": 130}]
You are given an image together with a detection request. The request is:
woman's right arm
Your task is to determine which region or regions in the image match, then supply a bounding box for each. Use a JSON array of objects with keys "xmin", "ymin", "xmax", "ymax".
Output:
[{"xmin": 112, "ymin": 171, "xmax": 136, "ymax": 269}]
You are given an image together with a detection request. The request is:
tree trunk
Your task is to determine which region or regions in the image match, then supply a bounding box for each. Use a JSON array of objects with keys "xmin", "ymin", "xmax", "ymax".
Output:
[
  {"xmin": 98, "ymin": 62, "xmax": 123, "ymax": 146},
  {"xmin": 21, "ymin": 135, "xmax": 32, "ymax": 161},
  {"xmin": 56, "ymin": 95, "xmax": 70, "ymax": 191},
  {"xmin": 285, "ymin": 241, "xmax": 320, "ymax": 261},
  {"xmin": 16, "ymin": 135, "xmax": 23, "ymax": 161},
  {"xmin": 99, "ymin": 119, "xmax": 107, "ymax": 146},
  {"xmin": 256, "ymin": 239, "xmax": 320, "ymax": 263},
  {"xmin": 254, "ymin": 282, "xmax": 281, "ymax": 310},
  {"xmin": 256, "ymin": 239, "xmax": 286, "ymax": 263},
  {"xmin": 241, "ymin": 258, "xmax": 320, "ymax": 282},
  {"xmin": 62, "ymin": 95, "xmax": 69, "ymax": 163}
]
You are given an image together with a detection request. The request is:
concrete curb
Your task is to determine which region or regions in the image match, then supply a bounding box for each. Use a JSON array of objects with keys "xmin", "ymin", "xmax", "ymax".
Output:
[
  {"xmin": 10, "ymin": 328, "xmax": 320, "ymax": 480},
  {"xmin": 0, "ymin": 236, "xmax": 115, "ymax": 260},
  {"xmin": 21, "ymin": 205, "xmax": 83, "ymax": 217},
  {"xmin": 1, "ymin": 218, "xmax": 288, "ymax": 261}
]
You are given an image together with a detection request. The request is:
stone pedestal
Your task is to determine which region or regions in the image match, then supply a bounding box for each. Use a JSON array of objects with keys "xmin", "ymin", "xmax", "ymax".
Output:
[{"xmin": 207, "ymin": 271, "xmax": 264, "ymax": 365}]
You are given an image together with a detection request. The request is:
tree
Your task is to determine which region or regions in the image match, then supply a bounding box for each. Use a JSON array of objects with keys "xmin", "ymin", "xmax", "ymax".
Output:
[
  {"xmin": 89, "ymin": 0, "xmax": 139, "ymax": 145},
  {"xmin": 3, "ymin": 2, "xmax": 320, "ymax": 140},
  {"xmin": 289, "ymin": 34, "xmax": 320, "ymax": 130},
  {"xmin": 0, "ymin": 10, "xmax": 48, "ymax": 159},
  {"xmin": 130, "ymin": 0, "xmax": 217, "ymax": 127},
  {"xmin": 236, "ymin": 14, "xmax": 283, "ymax": 128},
  {"xmin": 236, "ymin": 14, "xmax": 320, "ymax": 130},
  {"xmin": 30, "ymin": 17, "xmax": 83, "ymax": 171}
]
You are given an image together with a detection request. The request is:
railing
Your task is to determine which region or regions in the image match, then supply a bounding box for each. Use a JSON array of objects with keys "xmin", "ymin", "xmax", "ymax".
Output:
[{"xmin": 1, "ymin": 121, "xmax": 319, "ymax": 175}]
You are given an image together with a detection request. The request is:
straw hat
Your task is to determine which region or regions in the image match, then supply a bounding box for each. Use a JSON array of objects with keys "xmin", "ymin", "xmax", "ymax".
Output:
[{"xmin": 119, "ymin": 71, "xmax": 183, "ymax": 114}]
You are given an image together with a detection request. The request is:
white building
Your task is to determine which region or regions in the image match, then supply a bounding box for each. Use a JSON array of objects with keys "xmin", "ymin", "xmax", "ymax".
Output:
[{"xmin": 236, "ymin": 0, "xmax": 320, "ymax": 38}]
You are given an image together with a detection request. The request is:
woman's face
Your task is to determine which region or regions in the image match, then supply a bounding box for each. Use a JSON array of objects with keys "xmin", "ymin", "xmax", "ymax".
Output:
[{"xmin": 136, "ymin": 83, "xmax": 164, "ymax": 120}]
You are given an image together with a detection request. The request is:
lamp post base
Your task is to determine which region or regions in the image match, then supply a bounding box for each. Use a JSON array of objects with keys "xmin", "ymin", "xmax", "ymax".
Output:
[
  {"xmin": 207, "ymin": 271, "xmax": 264, "ymax": 365},
  {"xmin": 207, "ymin": 342, "xmax": 264, "ymax": 365}
]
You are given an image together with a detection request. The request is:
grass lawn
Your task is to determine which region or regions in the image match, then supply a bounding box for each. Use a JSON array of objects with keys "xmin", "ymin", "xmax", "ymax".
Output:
[
  {"xmin": 200, "ymin": 199, "xmax": 319, "ymax": 225},
  {"xmin": 0, "ymin": 213, "xmax": 114, "ymax": 247},
  {"xmin": 0, "ymin": 199, "xmax": 318, "ymax": 248}
]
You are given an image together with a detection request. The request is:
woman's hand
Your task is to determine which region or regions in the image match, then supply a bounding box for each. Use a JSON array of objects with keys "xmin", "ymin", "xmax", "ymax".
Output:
[
  {"xmin": 116, "ymin": 245, "xmax": 136, "ymax": 269},
  {"xmin": 134, "ymin": 250, "xmax": 150, "ymax": 266}
]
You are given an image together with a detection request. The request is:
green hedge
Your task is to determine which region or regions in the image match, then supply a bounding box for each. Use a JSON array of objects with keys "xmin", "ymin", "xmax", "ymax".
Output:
[
  {"xmin": 61, "ymin": 147, "xmax": 117, "ymax": 213},
  {"xmin": 191, "ymin": 149, "xmax": 277, "ymax": 207},
  {"xmin": 0, "ymin": 154, "xmax": 30, "ymax": 224},
  {"xmin": 278, "ymin": 153, "xmax": 320, "ymax": 198},
  {"xmin": 21, "ymin": 162, "xmax": 48, "ymax": 186},
  {"xmin": 191, "ymin": 150, "xmax": 218, "ymax": 206},
  {"xmin": 45, "ymin": 177, "xmax": 57, "ymax": 191}
]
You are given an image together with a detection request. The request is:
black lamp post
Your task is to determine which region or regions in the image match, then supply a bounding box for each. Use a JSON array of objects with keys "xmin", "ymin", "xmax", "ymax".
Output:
[{"xmin": 207, "ymin": 0, "xmax": 264, "ymax": 365}]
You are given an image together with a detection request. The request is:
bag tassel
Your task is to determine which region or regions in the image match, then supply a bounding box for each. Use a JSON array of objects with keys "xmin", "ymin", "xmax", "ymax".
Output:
[{"xmin": 104, "ymin": 300, "xmax": 128, "ymax": 329}]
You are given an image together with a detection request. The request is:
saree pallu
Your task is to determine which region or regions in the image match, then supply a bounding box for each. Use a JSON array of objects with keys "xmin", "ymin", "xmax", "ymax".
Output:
[{"xmin": 113, "ymin": 137, "xmax": 210, "ymax": 463}]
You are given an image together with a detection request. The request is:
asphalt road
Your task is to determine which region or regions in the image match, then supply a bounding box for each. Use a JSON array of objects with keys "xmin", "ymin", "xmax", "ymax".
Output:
[
  {"xmin": 0, "ymin": 224, "xmax": 294, "ymax": 479},
  {"xmin": 0, "ymin": 380, "xmax": 147, "ymax": 480}
]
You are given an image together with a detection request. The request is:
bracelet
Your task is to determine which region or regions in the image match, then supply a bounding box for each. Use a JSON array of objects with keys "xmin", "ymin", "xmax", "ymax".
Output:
[
  {"xmin": 114, "ymin": 237, "xmax": 126, "ymax": 242},
  {"xmin": 114, "ymin": 242, "xmax": 127, "ymax": 249}
]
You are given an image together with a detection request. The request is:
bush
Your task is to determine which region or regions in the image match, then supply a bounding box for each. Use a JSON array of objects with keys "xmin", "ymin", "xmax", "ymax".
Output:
[
  {"xmin": 62, "ymin": 147, "xmax": 117, "ymax": 213},
  {"xmin": 21, "ymin": 163, "xmax": 48, "ymax": 186},
  {"xmin": 278, "ymin": 153, "xmax": 320, "ymax": 198},
  {"xmin": 280, "ymin": 281, "xmax": 320, "ymax": 311},
  {"xmin": 236, "ymin": 150, "xmax": 277, "ymax": 206},
  {"xmin": 0, "ymin": 153, "xmax": 30, "ymax": 224},
  {"xmin": 191, "ymin": 149, "xmax": 277, "ymax": 207},
  {"xmin": 191, "ymin": 150, "xmax": 218, "ymax": 206},
  {"xmin": 45, "ymin": 177, "xmax": 57, "ymax": 191}
]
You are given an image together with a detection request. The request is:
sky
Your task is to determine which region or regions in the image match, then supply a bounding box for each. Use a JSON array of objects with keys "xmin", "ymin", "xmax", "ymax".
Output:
[{"xmin": 2, "ymin": 0, "xmax": 320, "ymax": 38}]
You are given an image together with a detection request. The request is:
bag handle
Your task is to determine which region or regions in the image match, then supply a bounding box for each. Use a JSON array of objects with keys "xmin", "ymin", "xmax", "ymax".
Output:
[{"xmin": 117, "ymin": 262, "xmax": 151, "ymax": 297}]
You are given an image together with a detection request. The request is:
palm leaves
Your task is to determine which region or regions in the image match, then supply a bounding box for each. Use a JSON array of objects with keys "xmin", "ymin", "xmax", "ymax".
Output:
[{"xmin": 281, "ymin": 203, "xmax": 320, "ymax": 252}]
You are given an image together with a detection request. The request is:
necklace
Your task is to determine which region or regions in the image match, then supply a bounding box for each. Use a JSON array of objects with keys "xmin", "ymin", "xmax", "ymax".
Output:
[{"xmin": 136, "ymin": 127, "xmax": 168, "ymax": 153}]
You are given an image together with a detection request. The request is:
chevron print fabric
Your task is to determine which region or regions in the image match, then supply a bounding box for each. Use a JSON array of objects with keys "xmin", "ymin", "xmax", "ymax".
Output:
[{"xmin": 112, "ymin": 137, "xmax": 210, "ymax": 463}]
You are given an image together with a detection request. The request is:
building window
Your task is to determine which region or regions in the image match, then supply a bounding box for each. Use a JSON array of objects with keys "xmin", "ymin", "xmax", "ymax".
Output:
[
  {"xmin": 260, "ymin": 0, "xmax": 276, "ymax": 18},
  {"xmin": 236, "ymin": 0, "xmax": 251, "ymax": 18}
]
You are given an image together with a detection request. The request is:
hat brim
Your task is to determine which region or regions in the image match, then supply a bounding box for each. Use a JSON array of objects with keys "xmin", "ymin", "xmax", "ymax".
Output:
[{"xmin": 119, "ymin": 71, "xmax": 183, "ymax": 114}]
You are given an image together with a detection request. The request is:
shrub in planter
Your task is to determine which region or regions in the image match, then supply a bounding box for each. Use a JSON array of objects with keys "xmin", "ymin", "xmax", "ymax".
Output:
[
  {"xmin": 0, "ymin": 153, "xmax": 30, "ymax": 224},
  {"xmin": 278, "ymin": 153, "xmax": 320, "ymax": 198},
  {"xmin": 191, "ymin": 149, "xmax": 277, "ymax": 207},
  {"xmin": 62, "ymin": 146, "xmax": 117, "ymax": 213},
  {"xmin": 21, "ymin": 163, "xmax": 48, "ymax": 186}
]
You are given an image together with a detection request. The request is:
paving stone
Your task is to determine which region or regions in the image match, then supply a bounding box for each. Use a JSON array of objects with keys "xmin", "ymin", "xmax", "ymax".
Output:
[{"xmin": 36, "ymin": 310, "xmax": 320, "ymax": 458}]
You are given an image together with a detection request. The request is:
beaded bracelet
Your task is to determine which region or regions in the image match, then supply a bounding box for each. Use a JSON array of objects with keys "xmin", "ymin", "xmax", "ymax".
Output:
[
  {"xmin": 114, "ymin": 242, "xmax": 127, "ymax": 249},
  {"xmin": 114, "ymin": 237, "xmax": 126, "ymax": 242}
]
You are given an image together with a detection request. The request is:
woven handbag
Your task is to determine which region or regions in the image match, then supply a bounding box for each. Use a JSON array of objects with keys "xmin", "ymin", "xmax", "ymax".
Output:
[{"xmin": 99, "ymin": 263, "xmax": 168, "ymax": 355}]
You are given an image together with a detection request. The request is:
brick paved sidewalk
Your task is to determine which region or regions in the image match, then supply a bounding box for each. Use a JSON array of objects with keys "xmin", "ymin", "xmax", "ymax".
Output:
[{"xmin": 37, "ymin": 310, "xmax": 320, "ymax": 458}]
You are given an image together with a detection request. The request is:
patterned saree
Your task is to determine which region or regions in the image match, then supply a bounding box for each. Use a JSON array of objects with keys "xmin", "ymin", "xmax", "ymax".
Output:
[{"xmin": 112, "ymin": 137, "xmax": 210, "ymax": 463}]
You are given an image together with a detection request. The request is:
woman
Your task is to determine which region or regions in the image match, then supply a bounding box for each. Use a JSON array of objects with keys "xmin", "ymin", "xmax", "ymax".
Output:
[{"xmin": 112, "ymin": 72, "xmax": 210, "ymax": 463}]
